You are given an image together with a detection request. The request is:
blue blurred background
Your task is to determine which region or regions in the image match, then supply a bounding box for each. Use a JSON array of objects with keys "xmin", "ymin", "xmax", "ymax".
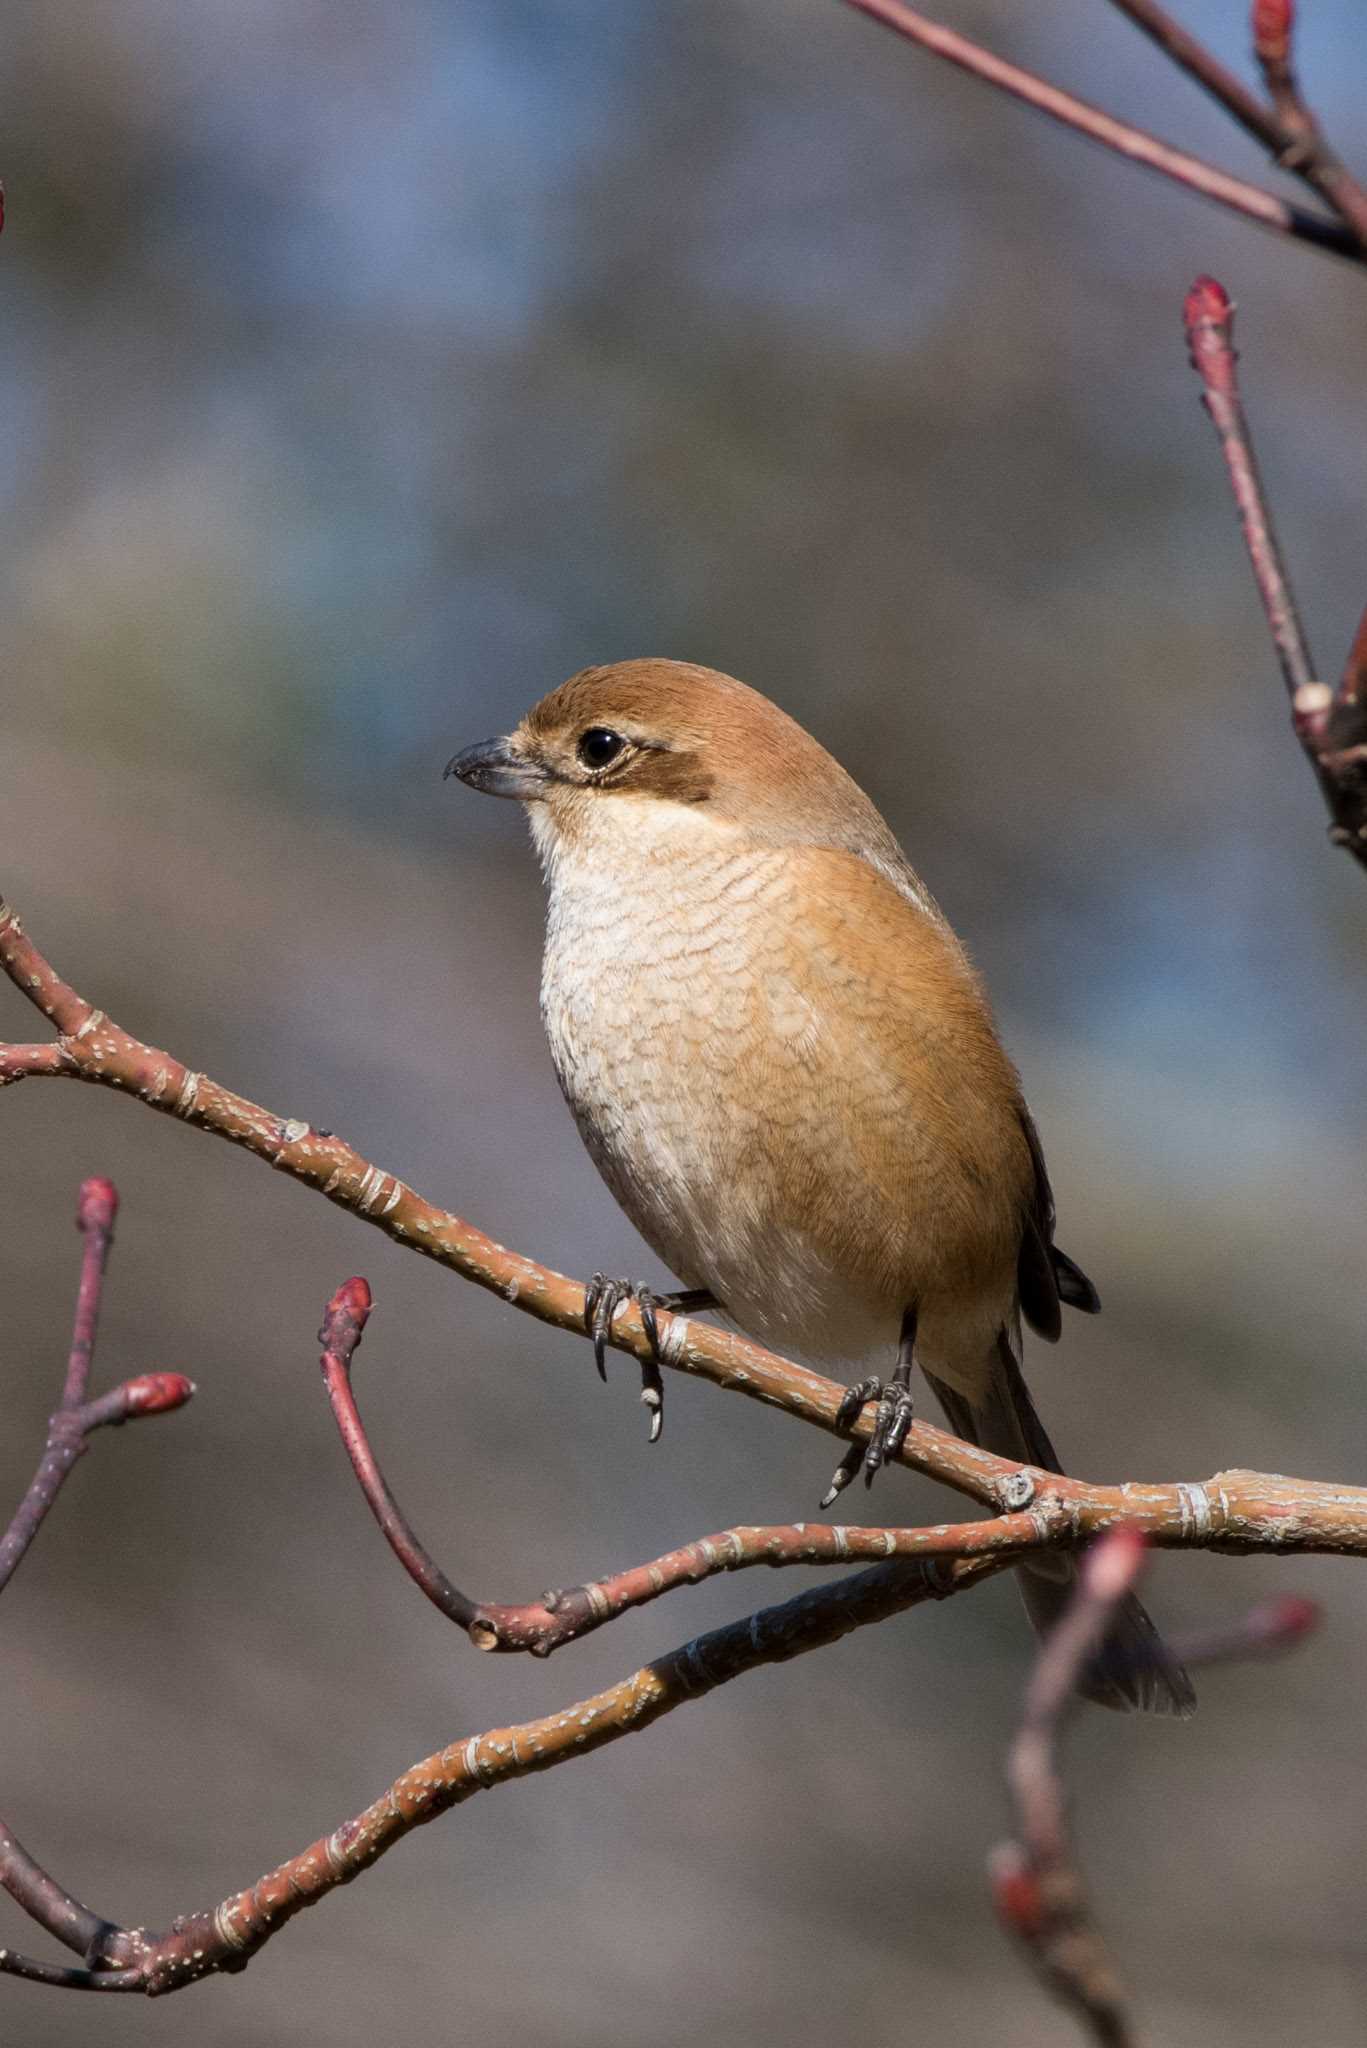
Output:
[{"xmin": 2, "ymin": 3, "xmax": 1367, "ymax": 2042}]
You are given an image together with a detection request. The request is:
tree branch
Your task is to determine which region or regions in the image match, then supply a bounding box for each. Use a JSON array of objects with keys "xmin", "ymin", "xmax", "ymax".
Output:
[
  {"xmin": 841, "ymin": 0, "xmax": 1359, "ymax": 265},
  {"xmin": 0, "ymin": 1550, "xmax": 1010, "ymax": 1994}
]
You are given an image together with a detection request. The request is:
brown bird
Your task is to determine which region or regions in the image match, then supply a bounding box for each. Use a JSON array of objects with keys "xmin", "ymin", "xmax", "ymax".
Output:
[{"xmin": 448, "ymin": 659, "xmax": 1192, "ymax": 1714}]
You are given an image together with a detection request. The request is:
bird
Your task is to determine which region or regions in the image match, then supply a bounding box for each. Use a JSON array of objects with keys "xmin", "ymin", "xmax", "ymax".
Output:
[{"xmin": 447, "ymin": 658, "xmax": 1193, "ymax": 1715}]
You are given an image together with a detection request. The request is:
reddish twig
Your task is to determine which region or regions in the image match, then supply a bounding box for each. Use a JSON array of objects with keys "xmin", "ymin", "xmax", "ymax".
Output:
[
  {"xmin": 0, "ymin": 1177, "xmax": 193, "ymax": 1597},
  {"xmin": 1183, "ymin": 277, "xmax": 1367, "ymax": 868},
  {"xmin": 841, "ymin": 0, "xmax": 1358, "ymax": 264},
  {"xmin": 1170, "ymin": 1590, "xmax": 1321, "ymax": 1667},
  {"xmin": 990, "ymin": 1528, "xmax": 1148, "ymax": 2048},
  {"xmin": 317, "ymin": 1278, "xmax": 479, "ymax": 1634},
  {"xmin": 991, "ymin": 1538, "xmax": 1321, "ymax": 2044},
  {"xmin": 0, "ymin": 1819, "xmax": 122, "ymax": 1969},
  {"xmin": 1109, "ymin": 0, "xmax": 1288, "ymax": 156},
  {"xmin": 0, "ymin": 1377, "xmax": 193, "ymax": 1599},
  {"xmin": 62, "ymin": 1177, "xmax": 117, "ymax": 1410},
  {"xmin": 1251, "ymin": 0, "xmax": 1367, "ymax": 245}
]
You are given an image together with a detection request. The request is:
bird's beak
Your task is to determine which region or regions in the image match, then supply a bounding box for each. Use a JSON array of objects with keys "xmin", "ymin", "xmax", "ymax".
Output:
[{"xmin": 443, "ymin": 735, "xmax": 549, "ymax": 801}]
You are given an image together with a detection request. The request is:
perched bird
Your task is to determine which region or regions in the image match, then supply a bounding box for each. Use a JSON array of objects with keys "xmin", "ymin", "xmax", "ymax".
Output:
[{"xmin": 448, "ymin": 659, "xmax": 1192, "ymax": 1714}]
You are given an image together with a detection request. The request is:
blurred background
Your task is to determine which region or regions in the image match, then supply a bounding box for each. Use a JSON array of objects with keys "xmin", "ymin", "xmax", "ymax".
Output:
[{"xmin": 1, "ymin": 1, "xmax": 1366, "ymax": 2041}]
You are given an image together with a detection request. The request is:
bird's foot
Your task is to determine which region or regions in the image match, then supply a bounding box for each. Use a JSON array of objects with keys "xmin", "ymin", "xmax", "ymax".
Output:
[
  {"xmin": 820, "ymin": 1308, "xmax": 918, "ymax": 1509},
  {"xmin": 819, "ymin": 1376, "xmax": 915, "ymax": 1507},
  {"xmin": 582, "ymin": 1276, "xmax": 717, "ymax": 1442}
]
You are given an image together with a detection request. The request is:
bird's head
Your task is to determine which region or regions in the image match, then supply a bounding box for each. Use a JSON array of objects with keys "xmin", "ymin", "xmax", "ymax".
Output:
[{"xmin": 446, "ymin": 658, "xmax": 898, "ymax": 869}]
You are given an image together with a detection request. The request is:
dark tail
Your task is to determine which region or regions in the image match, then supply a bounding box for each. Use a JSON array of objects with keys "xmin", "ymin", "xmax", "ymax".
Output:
[{"xmin": 925, "ymin": 1334, "xmax": 1195, "ymax": 1717}]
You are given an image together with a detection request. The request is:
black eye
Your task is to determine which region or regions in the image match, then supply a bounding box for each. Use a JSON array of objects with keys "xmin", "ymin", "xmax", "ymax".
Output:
[{"xmin": 577, "ymin": 726, "xmax": 627, "ymax": 770}]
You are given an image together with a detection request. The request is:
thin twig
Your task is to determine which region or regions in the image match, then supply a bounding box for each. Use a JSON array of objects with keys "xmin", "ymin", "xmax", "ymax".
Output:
[
  {"xmin": 1251, "ymin": 0, "xmax": 1367, "ymax": 246},
  {"xmin": 1182, "ymin": 276, "xmax": 1367, "ymax": 867},
  {"xmin": 316, "ymin": 1278, "xmax": 478, "ymax": 1633},
  {"xmin": 0, "ymin": 1175, "xmax": 193, "ymax": 1598},
  {"xmin": 841, "ymin": 0, "xmax": 1357, "ymax": 263},
  {"xmin": 61, "ymin": 1178, "xmax": 117, "ymax": 1411},
  {"xmin": 0, "ymin": 1820, "xmax": 121, "ymax": 1962},
  {"xmin": 990, "ymin": 1528, "xmax": 1147, "ymax": 2048},
  {"xmin": 1107, "ymin": 0, "xmax": 1287, "ymax": 159},
  {"xmin": 0, "ymin": 1376, "xmax": 193, "ymax": 1599},
  {"xmin": 1170, "ymin": 1590, "xmax": 1320, "ymax": 1668}
]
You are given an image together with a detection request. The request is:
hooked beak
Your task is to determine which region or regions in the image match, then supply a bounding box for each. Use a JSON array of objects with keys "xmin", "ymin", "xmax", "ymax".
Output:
[{"xmin": 443, "ymin": 735, "xmax": 550, "ymax": 801}]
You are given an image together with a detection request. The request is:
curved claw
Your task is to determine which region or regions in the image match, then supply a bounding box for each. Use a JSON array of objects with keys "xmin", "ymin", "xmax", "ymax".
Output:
[
  {"xmin": 584, "ymin": 1273, "xmax": 632, "ymax": 1383},
  {"xmin": 580, "ymin": 1278, "xmax": 717, "ymax": 1441},
  {"xmin": 820, "ymin": 1349, "xmax": 916, "ymax": 1506}
]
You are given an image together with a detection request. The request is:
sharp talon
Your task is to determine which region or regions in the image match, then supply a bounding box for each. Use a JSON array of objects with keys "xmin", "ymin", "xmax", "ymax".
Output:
[
  {"xmin": 640, "ymin": 1369, "xmax": 664, "ymax": 1442},
  {"xmin": 821, "ymin": 1439, "xmax": 865, "ymax": 1509},
  {"xmin": 821, "ymin": 1355, "xmax": 915, "ymax": 1505},
  {"xmin": 638, "ymin": 1290, "xmax": 662, "ymax": 1360},
  {"xmin": 579, "ymin": 1273, "xmax": 710, "ymax": 1438}
]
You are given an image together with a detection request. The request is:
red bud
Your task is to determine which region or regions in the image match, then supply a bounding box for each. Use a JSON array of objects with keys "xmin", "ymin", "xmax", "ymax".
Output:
[
  {"xmin": 121, "ymin": 1372, "xmax": 195, "ymax": 1416},
  {"xmin": 1183, "ymin": 275, "xmax": 1232, "ymax": 332},
  {"xmin": 76, "ymin": 1177, "xmax": 119, "ymax": 1234},
  {"xmin": 1083, "ymin": 1523, "xmax": 1147, "ymax": 1603},
  {"xmin": 1245, "ymin": 1593, "xmax": 1322, "ymax": 1649},
  {"xmin": 989, "ymin": 1843, "xmax": 1044, "ymax": 1938},
  {"xmin": 1252, "ymin": 0, "xmax": 1293, "ymax": 67},
  {"xmin": 318, "ymin": 1277, "xmax": 373, "ymax": 1355}
]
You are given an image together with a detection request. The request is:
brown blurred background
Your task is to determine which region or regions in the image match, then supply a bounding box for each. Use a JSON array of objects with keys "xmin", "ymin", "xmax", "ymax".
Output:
[{"xmin": 2, "ymin": 2, "xmax": 1367, "ymax": 2042}]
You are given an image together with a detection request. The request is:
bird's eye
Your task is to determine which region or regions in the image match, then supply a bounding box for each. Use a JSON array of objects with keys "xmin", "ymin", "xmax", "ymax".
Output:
[{"xmin": 577, "ymin": 726, "xmax": 627, "ymax": 770}]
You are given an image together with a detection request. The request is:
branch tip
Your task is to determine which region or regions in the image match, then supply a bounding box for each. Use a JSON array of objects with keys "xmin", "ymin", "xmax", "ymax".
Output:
[
  {"xmin": 120, "ymin": 1372, "xmax": 195, "ymax": 1417},
  {"xmin": 319, "ymin": 1277, "xmax": 373, "ymax": 1356},
  {"xmin": 1252, "ymin": 0, "xmax": 1293, "ymax": 68},
  {"xmin": 1081, "ymin": 1523, "xmax": 1146, "ymax": 1604},
  {"xmin": 76, "ymin": 1178, "xmax": 119, "ymax": 1235}
]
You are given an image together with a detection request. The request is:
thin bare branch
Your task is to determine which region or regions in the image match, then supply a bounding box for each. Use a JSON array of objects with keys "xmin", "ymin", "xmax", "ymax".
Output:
[
  {"xmin": 1183, "ymin": 276, "xmax": 1367, "ymax": 868},
  {"xmin": 61, "ymin": 1178, "xmax": 117, "ymax": 1411},
  {"xmin": 1170, "ymin": 1590, "xmax": 1320, "ymax": 1667},
  {"xmin": 990, "ymin": 1528, "xmax": 1147, "ymax": 2048},
  {"xmin": 1251, "ymin": 0, "xmax": 1367, "ymax": 246},
  {"xmin": 0, "ymin": 1820, "xmax": 121, "ymax": 1962},
  {"xmin": 841, "ymin": 0, "xmax": 1357, "ymax": 264},
  {"xmin": 1109, "ymin": 0, "xmax": 1286, "ymax": 156},
  {"xmin": 316, "ymin": 1277, "xmax": 479, "ymax": 1633}
]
